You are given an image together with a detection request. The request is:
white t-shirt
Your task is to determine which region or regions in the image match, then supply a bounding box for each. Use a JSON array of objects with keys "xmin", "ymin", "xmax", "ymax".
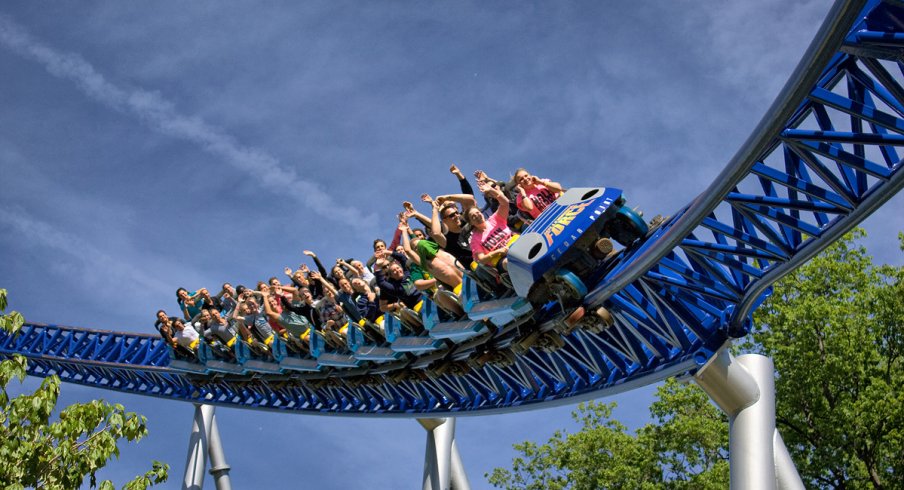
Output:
[{"xmin": 175, "ymin": 325, "xmax": 199, "ymax": 348}]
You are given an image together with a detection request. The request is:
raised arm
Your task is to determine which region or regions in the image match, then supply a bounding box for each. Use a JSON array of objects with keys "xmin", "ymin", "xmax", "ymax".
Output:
[
  {"xmin": 312, "ymin": 271, "xmax": 337, "ymax": 297},
  {"xmin": 260, "ymin": 291, "xmax": 281, "ymax": 322},
  {"xmin": 480, "ymin": 181, "xmax": 510, "ymax": 219},
  {"xmin": 231, "ymin": 296, "xmax": 246, "ymax": 323},
  {"xmin": 399, "ymin": 223, "xmax": 421, "ymax": 265},
  {"xmin": 424, "ymin": 194, "xmax": 446, "ymax": 248},
  {"xmin": 435, "ymin": 193, "xmax": 478, "ymax": 210},
  {"xmin": 516, "ymin": 185, "xmax": 534, "ymax": 214},
  {"xmin": 450, "ymin": 164, "xmax": 475, "ymax": 197},
  {"xmin": 336, "ymin": 259, "xmax": 361, "ymax": 279},
  {"xmin": 538, "ymin": 176, "xmax": 565, "ymax": 194},
  {"xmin": 303, "ymin": 250, "xmax": 330, "ymax": 278},
  {"xmin": 403, "ymin": 201, "xmax": 432, "ymax": 228}
]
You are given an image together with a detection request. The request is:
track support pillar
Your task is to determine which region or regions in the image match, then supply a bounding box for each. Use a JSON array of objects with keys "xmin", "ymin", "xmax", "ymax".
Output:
[
  {"xmin": 418, "ymin": 418, "xmax": 471, "ymax": 490},
  {"xmin": 694, "ymin": 349, "xmax": 803, "ymax": 490},
  {"xmin": 182, "ymin": 404, "xmax": 232, "ymax": 490}
]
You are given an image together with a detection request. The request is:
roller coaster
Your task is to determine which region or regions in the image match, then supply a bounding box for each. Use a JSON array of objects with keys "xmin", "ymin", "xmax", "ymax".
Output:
[{"xmin": 2, "ymin": 0, "xmax": 903, "ymax": 488}]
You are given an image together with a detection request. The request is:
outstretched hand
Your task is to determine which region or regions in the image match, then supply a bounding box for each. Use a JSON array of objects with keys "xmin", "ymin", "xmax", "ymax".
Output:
[
  {"xmin": 402, "ymin": 201, "xmax": 414, "ymax": 212},
  {"xmin": 421, "ymin": 193, "xmax": 435, "ymax": 206},
  {"xmin": 450, "ymin": 164, "xmax": 464, "ymax": 178},
  {"xmin": 474, "ymin": 170, "xmax": 489, "ymax": 182},
  {"xmin": 303, "ymin": 250, "xmax": 316, "ymax": 257}
]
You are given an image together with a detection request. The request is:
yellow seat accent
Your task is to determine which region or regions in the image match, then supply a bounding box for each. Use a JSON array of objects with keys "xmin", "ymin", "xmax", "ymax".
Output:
[
  {"xmin": 453, "ymin": 282, "xmax": 462, "ymax": 296},
  {"xmin": 469, "ymin": 261, "xmax": 478, "ymax": 271},
  {"xmin": 339, "ymin": 322, "xmax": 349, "ymax": 336},
  {"xmin": 358, "ymin": 318, "xmax": 367, "ymax": 327},
  {"xmin": 226, "ymin": 336, "xmax": 237, "ymax": 348},
  {"xmin": 264, "ymin": 334, "xmax": 275, "ymax": 346},
  {"xmin": 375, "ymin": 315, "xmax": 384, "ymax": 326},
  {"xmin": 189, "ymin": 339, "xmax": 199, "ymax": 351},
  {"xmin": 301, "ymin": 330, "xmax": 310, "ymax": 342},
  {"xmin": 414, "ymin": 300, "xmax": 424, "ymax": 313}
]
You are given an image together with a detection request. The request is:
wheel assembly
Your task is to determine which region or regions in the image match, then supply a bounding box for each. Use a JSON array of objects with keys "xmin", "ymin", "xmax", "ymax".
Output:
[{"xmin": 548, "ymin": 268, "xmax": 588, "ymax": 307}]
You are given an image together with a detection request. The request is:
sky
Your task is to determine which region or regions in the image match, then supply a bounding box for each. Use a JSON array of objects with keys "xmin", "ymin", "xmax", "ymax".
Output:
[{"xmin": 1, "ymin": 1, "xmax": 903, "ymax": 488}]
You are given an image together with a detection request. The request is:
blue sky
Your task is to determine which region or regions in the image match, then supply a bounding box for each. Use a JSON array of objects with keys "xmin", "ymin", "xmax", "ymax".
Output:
[{"xmin": 2, "ymin": 1, "xmax": 903, "ymax": 488}]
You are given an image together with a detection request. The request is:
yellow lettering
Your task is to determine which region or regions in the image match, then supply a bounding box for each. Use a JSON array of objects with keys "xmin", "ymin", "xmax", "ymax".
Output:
[{"xmin": 542, "ymin": 202, "xmax": 595, "ymax": 245}]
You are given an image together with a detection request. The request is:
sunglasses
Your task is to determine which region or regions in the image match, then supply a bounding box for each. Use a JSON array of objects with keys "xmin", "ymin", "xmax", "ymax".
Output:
[{"xmin": 443, "ymin": 211, "xmax": 460, "ymax": 219}]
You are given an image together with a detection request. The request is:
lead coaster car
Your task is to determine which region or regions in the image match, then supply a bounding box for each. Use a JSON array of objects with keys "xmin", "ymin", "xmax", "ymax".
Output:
[{"xmin": 507, "ymin": 187, "xmax": 648, "ymax": 309}]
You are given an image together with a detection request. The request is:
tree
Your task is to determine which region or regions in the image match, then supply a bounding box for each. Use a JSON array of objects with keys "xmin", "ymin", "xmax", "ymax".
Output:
[
  {"xmin": 488, "ymin": 230, "xmax": 903, "ymax": 489},
  {"xmin": 749, "ymin": 230, "xmax": 904, "ymax": 489},
  {"xmin": 0, "ymin": 288, "xmax": 169, "ymax": 489},
  {"xmin": 486, "ymin": 378, "xmax": 729, "ymax": 490}
]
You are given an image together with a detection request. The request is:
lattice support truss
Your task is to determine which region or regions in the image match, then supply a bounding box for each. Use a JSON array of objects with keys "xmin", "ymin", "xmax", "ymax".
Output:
[{"xmin": 1, "ymin": 0, "xmax": 902, "ymax": 416}]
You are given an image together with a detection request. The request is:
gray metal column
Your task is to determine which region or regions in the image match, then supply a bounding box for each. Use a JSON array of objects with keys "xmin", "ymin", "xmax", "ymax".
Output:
[
  {"xmin": 183, "ymin": 404, "xmax": 232, "ymax": 490},
  {"xmin": 418, "ymin": 418, "xmax": 470, "ymax": 490},
  {"xmin": 773, "ymin": 430, "xmax": 805, "ymax": 490},
  {"xmin": 206, "ymin": 409, "xmax": 233, "ymax": 490},
  {"xmin": 183, "ymin": 404, "xmax": 213, "ymax": 490},
  {"xmin": 694, "ymin": 349, "xmax": 803, "ymax": 490},
  {"xmin": 449, "ymin": 439, "xmax": 471, "ymax": 490}
]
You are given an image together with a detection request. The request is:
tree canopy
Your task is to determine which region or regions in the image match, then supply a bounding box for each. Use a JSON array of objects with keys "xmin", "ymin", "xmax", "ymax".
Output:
[
  {"xmin": 486, "ymin": 379, "xmax": 729, "ymax": 490},
  {"xmin": 488, "ymin": 230, "xmax": 904, "ymax": 489},
  {"xmin": 0, "ymin": 288, "xmax": 169, "ymax": 489},
  {"xmin": 748, "ymin": 230, "xmax": 904, "ymax": 488}
]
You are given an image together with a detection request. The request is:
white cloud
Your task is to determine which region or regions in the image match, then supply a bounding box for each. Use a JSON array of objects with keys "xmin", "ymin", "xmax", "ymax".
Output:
[
  {"xmin": 0, "ymin": 13, "xmax": 376, "ymax": 234},
  {"xmin": 0, "ymin": 207, "xmax": 172, "ymax": 298}
]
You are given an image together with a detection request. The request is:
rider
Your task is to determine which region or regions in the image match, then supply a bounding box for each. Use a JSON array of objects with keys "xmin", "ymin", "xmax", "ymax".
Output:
[
  {"xmin": 512, "ymin": 168, "xmax": 564, "ymax": 219},
  {"xmin": 468, "ymin": 181, "xmax": 514, "ymax": 270}
]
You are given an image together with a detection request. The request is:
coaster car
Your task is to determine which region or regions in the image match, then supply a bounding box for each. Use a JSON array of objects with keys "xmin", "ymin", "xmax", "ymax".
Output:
[{"xmin": 507, "ymin": 187, "xmax": 648, "ymax": 308}]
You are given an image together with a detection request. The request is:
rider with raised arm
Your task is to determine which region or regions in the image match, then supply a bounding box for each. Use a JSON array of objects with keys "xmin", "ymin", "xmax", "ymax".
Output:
[
  {"xmin": 377, "ymin": 258, "xmax": 423, "ymax": 314},
  {"xmin": 426, "ymin": 191, "xmax": 479, "ymax": 266},
  {"xmin": 350, "ymin": 278, "xmax": 380, "ymax": 322},
  {"xmin": 176, "ymin": 287, "xmax": 207, "ymax": 321},
  {"xmin": 231, "ymin": 290, "xmax": 276, "ymax": 352},
  {"xmin": 512, "ymin": 167, "xmax": 564, "ymax": 219},
  {"xmin": 215, "ymin": 283, "xmax": 238, "ymax": 316},
  {"xmin": 155, "ymin": 310, "xmax": 175, "ymax": 346},
  {"xmin": 260, "ymin": 288, "xmax": 312, "ymax": 351},
  {"xmin": 398, "ymin": 210, "xmax": 463, "ymax": 289},
  {"xmin": 469, "ymin": 181, "xmax": 514, "ymax": 270}
]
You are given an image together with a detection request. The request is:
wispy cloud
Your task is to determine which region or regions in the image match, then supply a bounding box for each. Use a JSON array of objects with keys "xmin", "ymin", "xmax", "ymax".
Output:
[
  {"xmin": 0, "ymin": 207, "xmax": 173, "ymax": 299},
  {"xmin": 0, "ymin": 14, "xmax": 376, "ymax": 232}
]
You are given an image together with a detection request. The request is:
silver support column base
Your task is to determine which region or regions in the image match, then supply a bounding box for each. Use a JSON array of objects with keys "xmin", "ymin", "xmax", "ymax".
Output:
[
  {"xmin": 694, "ymin": 350, "xmax": 804, "ymax": 490},
  {"xmin": 183, "ymin": 404, "xmax": 232, "ymax": 490},
  {"xmin": 418, "ymin": 418, "xmax": 471, "ymax": 490}
]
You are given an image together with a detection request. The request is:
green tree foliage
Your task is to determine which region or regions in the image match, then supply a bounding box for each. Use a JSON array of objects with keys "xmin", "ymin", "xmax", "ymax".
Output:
[
  {"xmin": 489, "ymin": 230, "xmax": 903, "ymax": 489},
  {"xmin": 486, "ymin": 379, "xmax": 729, "ymax": 490},
  {"xmin": 749, "ymin": 230, "xmax": 904, "ymax": 489},
  {"xmin": 0, "ymin": 288, "xmax": 169, "ymax": 489}
]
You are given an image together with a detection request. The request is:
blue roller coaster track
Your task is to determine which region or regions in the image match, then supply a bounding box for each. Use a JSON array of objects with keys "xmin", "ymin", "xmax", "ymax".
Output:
[{"xmin": 2, "ymin": 0, "xmax": 903, "ymax": 417}]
